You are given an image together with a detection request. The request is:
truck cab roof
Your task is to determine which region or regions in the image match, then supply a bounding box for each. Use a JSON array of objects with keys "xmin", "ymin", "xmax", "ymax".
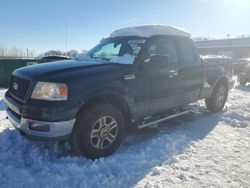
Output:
[{"xmin": 109, "ymin": 25, "xmax": 191, "ymax": 38}]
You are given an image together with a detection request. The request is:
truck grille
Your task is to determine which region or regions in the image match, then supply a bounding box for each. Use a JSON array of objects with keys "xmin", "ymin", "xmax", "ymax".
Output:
[{"xmin": 9, "ymin": 76, "xmax": 30, "ymax": 101}]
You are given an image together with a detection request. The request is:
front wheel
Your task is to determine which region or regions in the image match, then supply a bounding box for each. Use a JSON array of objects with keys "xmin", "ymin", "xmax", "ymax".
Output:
[
  {"xmin": 205, "ymin": 82, "xmax": 228, "ymax": 112},
  {"xmin": 72, "ymin": 104, "xmax": 125, "ymax": 159}
]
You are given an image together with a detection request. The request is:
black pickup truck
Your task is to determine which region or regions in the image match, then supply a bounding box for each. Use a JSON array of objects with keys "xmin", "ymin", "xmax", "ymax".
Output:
[{"xmin": 4, "ymin": 25, "xmax": 234, "ymax": 159}]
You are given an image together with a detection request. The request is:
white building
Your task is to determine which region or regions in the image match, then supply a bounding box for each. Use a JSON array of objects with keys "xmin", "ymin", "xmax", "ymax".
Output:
[{"xmin": 195, "ymin": 37, "xmax": 250, "ymax": 59}]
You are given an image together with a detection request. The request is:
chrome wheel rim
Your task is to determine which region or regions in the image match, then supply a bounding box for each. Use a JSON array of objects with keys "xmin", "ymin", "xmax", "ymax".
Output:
[
  {"xmin": 90, "ymin": 116, "xmax": 118, "ymax": 150},
  {"xmin": 216, "ymin": 85, "xmax": 227, "ymax": 107}
]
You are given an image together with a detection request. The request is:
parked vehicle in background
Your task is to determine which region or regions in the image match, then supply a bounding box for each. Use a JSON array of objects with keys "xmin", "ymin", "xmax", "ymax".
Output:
[
  {"xmin": 233, "ymin": 58, "xmax": 250, "ymax": 75},
  {"xmin": 237, "ymin": 62, "xmax": 250, "ymax": 86},
  {"xmin": 201, "ymin": 55, "xmax": 233, "ymax": 71},
  {"xmin": 4, "ymin": 25, "xmax": 234, "ymax": 159},
  {"xmin": 40, "ymin": 55, "xmax": 71, "ymax": 62}
]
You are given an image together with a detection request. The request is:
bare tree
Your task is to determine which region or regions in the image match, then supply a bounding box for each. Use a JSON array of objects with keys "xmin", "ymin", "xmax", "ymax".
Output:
[{"xmin": 0, "ymin": 43, "xmax": 36, "ymax": 57}]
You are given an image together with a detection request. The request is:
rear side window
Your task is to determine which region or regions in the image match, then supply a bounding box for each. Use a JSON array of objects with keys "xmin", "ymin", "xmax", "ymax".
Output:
[{"xmin": 178, "ymin": 39, "xmax": 197, "ymax": 64}]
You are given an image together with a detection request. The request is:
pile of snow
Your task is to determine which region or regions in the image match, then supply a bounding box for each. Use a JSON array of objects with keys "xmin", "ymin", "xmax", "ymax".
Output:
[
  {"xmin": 110, "ymin": 25, "xmax": 191, "ymax": 38},
  {"xmin": 0, "ymin": 82, "xmax": 250, "ymax": 187}
]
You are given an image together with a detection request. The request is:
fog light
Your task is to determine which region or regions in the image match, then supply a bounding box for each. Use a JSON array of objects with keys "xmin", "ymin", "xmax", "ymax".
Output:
[{"xmin": 29, "ymin": 122, "xmax": 50, "ymax": 132}]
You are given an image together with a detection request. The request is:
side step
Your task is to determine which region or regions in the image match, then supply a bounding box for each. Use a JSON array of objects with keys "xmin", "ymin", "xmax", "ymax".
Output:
[{"xmin": 137, "ymin": 110, "xmax": 191, "ymax": 129}]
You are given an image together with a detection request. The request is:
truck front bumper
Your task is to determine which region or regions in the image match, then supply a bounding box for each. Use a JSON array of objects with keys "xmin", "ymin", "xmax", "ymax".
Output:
[{"xmin": 4, "ymin": 96, "xmax": 75, "ymax": 141}]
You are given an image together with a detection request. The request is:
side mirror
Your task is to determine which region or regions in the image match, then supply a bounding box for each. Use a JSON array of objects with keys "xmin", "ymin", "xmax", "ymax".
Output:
[{"xmin": 149, "ymin": 55, "xmax": 169, "ymax": 69}]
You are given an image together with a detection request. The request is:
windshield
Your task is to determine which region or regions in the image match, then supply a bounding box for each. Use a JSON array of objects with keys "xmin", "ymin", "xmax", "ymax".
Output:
[{"xmin": 85, "ymin": 37, "xmax": 146, "ymax": 64}]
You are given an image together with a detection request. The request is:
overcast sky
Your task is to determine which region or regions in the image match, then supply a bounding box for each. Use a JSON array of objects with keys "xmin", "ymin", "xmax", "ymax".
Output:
[{"xmin": 1, "ymin": 0, "xmax": 250, "ymax": 54}]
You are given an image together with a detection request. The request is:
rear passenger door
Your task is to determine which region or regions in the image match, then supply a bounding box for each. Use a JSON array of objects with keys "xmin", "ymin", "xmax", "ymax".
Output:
[{"xmin": 176, "ymin": 38, "xmax": 202, "ymax": 103}]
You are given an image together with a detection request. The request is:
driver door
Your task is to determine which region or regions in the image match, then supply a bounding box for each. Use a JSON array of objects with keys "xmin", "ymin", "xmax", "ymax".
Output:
[{"xmin": 135, "ymin": 37, "xmax": 183, "ymax": 117}]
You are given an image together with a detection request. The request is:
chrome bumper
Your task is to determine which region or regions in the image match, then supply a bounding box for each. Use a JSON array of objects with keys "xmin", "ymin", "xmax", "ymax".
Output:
[{"xmin": 4, "ymin": 97, "xmax": 75, "ymax": 140}]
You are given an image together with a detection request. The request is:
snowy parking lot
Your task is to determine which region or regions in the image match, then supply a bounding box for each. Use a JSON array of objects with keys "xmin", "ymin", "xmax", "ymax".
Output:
[{"xmin": 0, "ymin": 85, "xmax": 249, "ymax": 188}]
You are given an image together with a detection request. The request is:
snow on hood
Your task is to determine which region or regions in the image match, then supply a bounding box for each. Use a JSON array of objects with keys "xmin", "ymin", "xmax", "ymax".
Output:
[{"xmin": 110, "ymin": 25, "xmax": 191, "ymax": 38}]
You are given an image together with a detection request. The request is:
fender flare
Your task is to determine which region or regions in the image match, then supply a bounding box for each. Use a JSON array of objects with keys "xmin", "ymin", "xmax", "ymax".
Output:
[
  {"xmin": 75, "ymin": 87, "xmax": 133, "ymax": 122},
  {"xmin": 212, "ymin": 76, "xmax": 228, "ymax": 90}
]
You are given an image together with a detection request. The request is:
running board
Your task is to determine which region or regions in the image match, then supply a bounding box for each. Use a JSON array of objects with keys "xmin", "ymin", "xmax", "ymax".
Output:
[{"xmin": 137, "ymin": 110, "xmax": 191, "ymax": 129}]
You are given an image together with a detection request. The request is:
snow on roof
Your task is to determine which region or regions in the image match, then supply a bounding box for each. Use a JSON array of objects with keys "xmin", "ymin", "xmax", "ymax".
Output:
[
  {"xmin": 201, "ymin": 55, "xmax": 232, "ymax": 60},
  {"xmin": 109, "ymin": 25, "xmax": 191, "ymax": 38},
  {"xmin": 237, "ymin": 58, "xmax": 250, "ymax": 62}
]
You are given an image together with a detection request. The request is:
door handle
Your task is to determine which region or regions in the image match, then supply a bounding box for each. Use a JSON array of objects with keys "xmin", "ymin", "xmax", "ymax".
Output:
[
  {"xmin": 168, "ymin": 70, "xmax": 179, "ymax": 78},
  {"xmin": 168, "ymin": 69, "xmax": 185, "ymax": 78}
]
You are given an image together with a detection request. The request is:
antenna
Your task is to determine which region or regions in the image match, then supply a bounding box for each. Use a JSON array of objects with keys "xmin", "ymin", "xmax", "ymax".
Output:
[{"xmin": 65, "ymin": 22, "xmax": 68, "ymax": 52}]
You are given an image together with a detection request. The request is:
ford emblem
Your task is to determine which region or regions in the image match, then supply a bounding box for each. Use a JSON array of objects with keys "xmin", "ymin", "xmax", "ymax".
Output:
[{"xmin": 13, "ymin": 82, "xmax": 19, "ymax": 90}]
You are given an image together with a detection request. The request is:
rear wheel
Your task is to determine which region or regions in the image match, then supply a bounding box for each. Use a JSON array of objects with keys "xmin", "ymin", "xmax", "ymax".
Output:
[
  {"xmin": 72, "ymin": 104, "xmax": 125, "ymax": 159},
  {"xmin": 205, "ymin": 81, "xmax": 228, "ymax": 112}
]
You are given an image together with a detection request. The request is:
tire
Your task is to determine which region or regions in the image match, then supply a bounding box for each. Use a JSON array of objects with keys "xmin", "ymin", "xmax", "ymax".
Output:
[
  {"xmin": 72, "ymin": 104, "xmax": 125, "ymax": 159},
  {"xmin": 205, "ymin": 81, "xmax": 228, "ymax": 112}
]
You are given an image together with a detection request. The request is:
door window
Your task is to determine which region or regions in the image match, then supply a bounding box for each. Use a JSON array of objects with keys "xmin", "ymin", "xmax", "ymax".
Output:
[
  {"xmin": 143, "ymin": 38, "xmax": 179, "ymax": 64},
  {"xmin": 178, "ymin": 39, "xmax": 197, "ymax": 64}
]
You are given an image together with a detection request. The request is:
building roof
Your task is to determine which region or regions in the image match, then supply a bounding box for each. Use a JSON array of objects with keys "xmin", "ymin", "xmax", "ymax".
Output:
[{"xmin": 195, "ymin": 37, "xmax": 250, "ymax": 49}]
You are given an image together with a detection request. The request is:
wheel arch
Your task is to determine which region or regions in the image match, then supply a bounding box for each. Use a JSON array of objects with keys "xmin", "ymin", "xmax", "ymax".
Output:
[
  {"xmin": 212, "ymin": 76, "xmax": 229, "ymax": 91},
  {"xmin": 75, "ymin": 90, "xmax": 132, "ymax": 130}
]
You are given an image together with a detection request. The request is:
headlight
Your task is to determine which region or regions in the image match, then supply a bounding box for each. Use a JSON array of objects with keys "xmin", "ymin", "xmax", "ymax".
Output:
[{"xmin": 31, "ymin": 82, "xmax": 68, "ymax": 101}]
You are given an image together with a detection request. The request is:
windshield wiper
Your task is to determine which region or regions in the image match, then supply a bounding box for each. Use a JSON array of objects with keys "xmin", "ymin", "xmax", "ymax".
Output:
[{"xmin": 94, "ymin": 57, "xmax": 110, "ymax": 61}]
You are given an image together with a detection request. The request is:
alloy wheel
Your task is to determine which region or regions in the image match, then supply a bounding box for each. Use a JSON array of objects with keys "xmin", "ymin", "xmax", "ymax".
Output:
[{"xmin": 90, "ymin": 116, "xmax": 118, "ymax": 150}]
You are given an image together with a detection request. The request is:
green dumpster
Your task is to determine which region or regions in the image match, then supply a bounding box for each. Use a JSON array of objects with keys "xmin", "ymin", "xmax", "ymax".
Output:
[
  {"xmin": 0, "ymin": 56, "xmax": 69, "ymax": 87},
  {"xmin": 0, "ymin": 58, "xmax": 38, "ymax": 87},
  {"xmin": 0, "ymin": 61, "xmax": 8, "ymax": 86}
]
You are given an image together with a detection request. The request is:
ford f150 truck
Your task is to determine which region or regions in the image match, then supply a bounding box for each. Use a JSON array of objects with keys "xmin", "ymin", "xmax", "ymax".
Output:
[{"xmin": 4, "ymin": 25, "xmax": 234, "ymax": 159}]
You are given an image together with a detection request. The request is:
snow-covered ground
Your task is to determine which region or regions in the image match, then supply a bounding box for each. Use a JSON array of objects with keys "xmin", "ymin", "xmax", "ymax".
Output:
[{"xmin": 0, "ymin": 85, "xmax": 249, "ymax": 188}]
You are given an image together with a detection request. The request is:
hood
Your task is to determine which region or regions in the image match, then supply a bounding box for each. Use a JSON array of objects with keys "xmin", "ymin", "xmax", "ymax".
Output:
[{"xmin": 13, "ymin": 59, "xmax": 109, "ymax": 80}]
